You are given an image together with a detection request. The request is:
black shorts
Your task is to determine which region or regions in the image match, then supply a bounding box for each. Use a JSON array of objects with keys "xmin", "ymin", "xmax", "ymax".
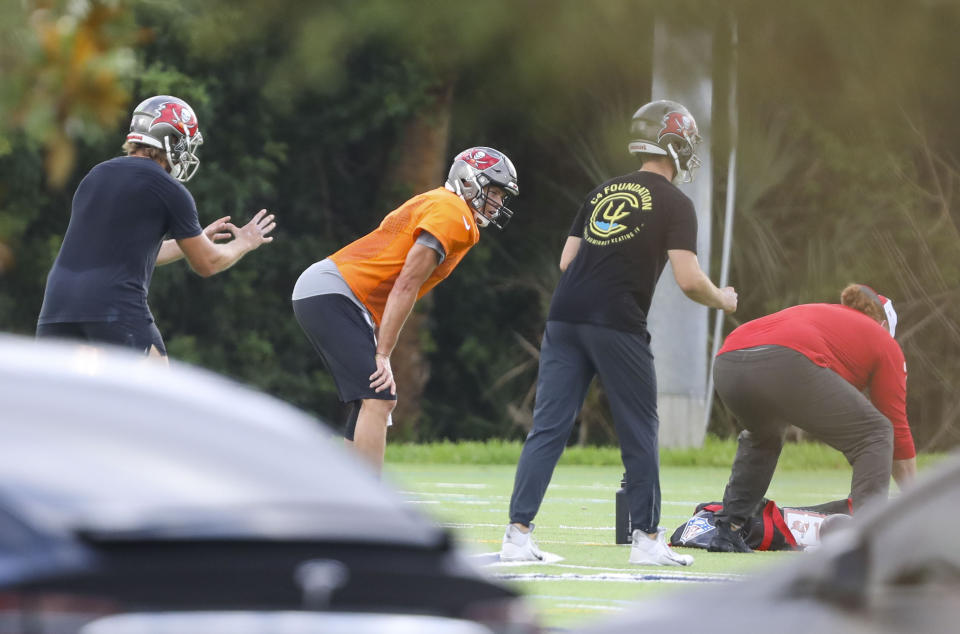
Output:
[
  {"xmin": 36, "ymin": 319, "xmax": 166, "ymax": 356},
  {"xmin": 293, "ymin": 294, "xmax": 396, "ymax": 437}
]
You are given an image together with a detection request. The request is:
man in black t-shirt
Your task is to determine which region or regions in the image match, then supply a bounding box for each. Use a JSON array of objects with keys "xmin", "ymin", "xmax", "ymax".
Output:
[
  {"xmin": 500, "ymin": 100, "xmax": 738, "ymax": 566},
  {"xmin": 37, "ymin": 95, "xmax": 276, "ymax": 358}
]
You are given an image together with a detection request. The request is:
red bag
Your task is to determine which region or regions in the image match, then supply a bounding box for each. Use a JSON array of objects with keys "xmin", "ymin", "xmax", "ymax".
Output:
[{"xmin": 670, "ymin": 498, "xmax": 852, "ymax": 551}]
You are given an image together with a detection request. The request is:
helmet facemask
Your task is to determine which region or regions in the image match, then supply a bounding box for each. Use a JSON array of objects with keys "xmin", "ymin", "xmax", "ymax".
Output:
[
  {"xmin": 471, "ymin": 175, "xmax": 516, "ymax": 230},
  {"xmin": 165, "ymin": 130, "xmax": 203, "ymax": 183},
  {"xmin": 445, "ymin": 147, "xmax": 519, "ymax": 230},
  {"xmin": 665, "ymin": 128, "xmax": 702, "ymax": 184}
]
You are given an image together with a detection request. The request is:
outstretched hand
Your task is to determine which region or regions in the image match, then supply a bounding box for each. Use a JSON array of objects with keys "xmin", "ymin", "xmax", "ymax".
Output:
[
  {"xmin": 203, "ymin": 216, "xmax": 233, "ymax": 243},
  {"xmin": 369, "ymin": 353, "xmax": 396, "ymax": 395},
  {"xmin": 231, "ymin": 209, "xmax": 277, "ymax": 252}
]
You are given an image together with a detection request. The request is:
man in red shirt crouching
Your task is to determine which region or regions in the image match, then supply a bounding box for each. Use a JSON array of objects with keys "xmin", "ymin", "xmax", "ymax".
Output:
[{"xmin": 708, "ymin": 284, "xmax": 916, "ymax": 553}]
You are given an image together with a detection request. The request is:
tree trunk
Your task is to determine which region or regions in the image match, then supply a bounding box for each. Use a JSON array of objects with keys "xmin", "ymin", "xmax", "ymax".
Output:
[{"xmin": 382, "ymin": 81, "xmax": 454, "ymax": 438}]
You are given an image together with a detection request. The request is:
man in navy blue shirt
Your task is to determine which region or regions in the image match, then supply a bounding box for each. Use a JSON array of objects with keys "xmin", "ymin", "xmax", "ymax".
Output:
[{"xmin": 37, "ymin": 95, "xmax": 276, "ymax": 358}]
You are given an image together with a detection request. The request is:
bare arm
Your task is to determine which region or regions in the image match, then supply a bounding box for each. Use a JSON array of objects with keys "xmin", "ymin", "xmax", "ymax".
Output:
[
  {"xmin": 892, "ymin": 457, "xmax": 917, "ymax": 490},
  {"xmin": 668, "ymin": 249, "xmax": 737, "ymax": 312},
  {"xmin": 368, "ymin": 243, "xmax": 440, "ymax": 395},
  {"xmin": 559, "ymin": 236, "xmax": 582, "ymax": 271},
  {"xmin": 156, "ymin": 239, "xmax": 184, "ymax": 266},
  {"xmin": 177, "ymin": 210, "xmax": 276, "ymax": 277},
  {"xmin": 157, "ymin": 216, "xmax": 233, "ymax": 266}
]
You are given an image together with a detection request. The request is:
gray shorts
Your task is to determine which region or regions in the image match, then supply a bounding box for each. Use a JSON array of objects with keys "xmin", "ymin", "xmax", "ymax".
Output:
[
  {"xmin": 293, "ymin": 293, "xmax": 396, "ymax": 440},
  {"xmin": 292, "ymin": 293, "xmax": 395, "ymax": 405}
]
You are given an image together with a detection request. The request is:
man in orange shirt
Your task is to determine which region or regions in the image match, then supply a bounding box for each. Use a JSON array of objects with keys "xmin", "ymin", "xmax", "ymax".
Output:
[{"xmin": 293, "ymin": 147, "xmax": 519, "ymax": 471}]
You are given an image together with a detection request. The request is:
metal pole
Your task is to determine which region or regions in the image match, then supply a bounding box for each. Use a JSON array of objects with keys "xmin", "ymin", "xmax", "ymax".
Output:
[{"xmin": 704, "ymin": 18, "xmax": 738, "ymax": 433}]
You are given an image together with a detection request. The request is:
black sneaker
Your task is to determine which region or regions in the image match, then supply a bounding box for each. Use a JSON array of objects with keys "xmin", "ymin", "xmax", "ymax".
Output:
[{"xmin": 708, "ymin": 520, "xmax": 754, "ymax": 553}]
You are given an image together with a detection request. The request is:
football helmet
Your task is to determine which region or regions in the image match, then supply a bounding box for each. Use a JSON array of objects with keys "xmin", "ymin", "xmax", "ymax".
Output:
[
  {"xmin": 628, "ymin": 100, "xmax": 702, "ymax": 183},
  {"xmin": 445, "ymin": 147, "xmax": 519, "ymax": 229},
  {"xmin": 126, "ymin": 95, "xmax": 203, "ymax": 182}
]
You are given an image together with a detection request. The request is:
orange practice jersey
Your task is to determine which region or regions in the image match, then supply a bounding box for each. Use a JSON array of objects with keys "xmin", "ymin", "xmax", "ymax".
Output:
[{"xmin": 330, "ymin": 188, "xmax": 480, "ymax": 325}]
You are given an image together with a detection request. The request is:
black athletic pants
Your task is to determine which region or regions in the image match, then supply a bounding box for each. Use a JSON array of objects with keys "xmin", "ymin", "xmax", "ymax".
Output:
[
  {"xmin": 508, "ymin": 320, "xmax": 662, "ymax": 534},
  {"xmin": 713, "ymin": 345, "xmax": 894, "ymax": 525}
]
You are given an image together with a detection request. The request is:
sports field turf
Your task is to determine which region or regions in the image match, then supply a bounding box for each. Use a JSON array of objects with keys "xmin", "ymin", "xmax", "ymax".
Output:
[{"xmin": 386, "ymin": 460, "xmax": 858, "ymax": 630}]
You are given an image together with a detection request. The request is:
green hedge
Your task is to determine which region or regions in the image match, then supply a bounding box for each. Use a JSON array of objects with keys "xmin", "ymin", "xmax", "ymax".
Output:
[{"xmin": 386, "ymin": 438, "xmax": 951, "ymax": 470}]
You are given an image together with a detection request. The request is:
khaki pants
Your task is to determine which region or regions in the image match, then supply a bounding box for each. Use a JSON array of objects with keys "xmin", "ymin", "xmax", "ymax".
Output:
[{"xmin": 714, "ymin": 346, "xmax": 893, "ymax": 525}]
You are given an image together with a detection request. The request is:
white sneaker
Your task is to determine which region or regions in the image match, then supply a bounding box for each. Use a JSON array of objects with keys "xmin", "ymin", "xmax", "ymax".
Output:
[
  {"xmin": 629, "ymin": 528, "xmax": 694, "ymax": 566},
  {"xmin": 500, "ymin": 523, "xmax": 545, "ymax": 562}
]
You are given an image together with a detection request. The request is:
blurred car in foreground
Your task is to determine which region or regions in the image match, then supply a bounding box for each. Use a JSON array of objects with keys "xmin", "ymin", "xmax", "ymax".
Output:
[
  {"xmin": 0, "ymin": 334, "xmax": 537, "ymax": 634},
  {"xmin": 575, "ymin": 450, "xmax": 960, "ymax": 634}
]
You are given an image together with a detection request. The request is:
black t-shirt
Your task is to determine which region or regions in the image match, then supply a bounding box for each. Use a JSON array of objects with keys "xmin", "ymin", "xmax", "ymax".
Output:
[
  {"xmin": 547, "ymin": 171, "xmax": 698, "ymax": 333},
  {"xmin": 38, "ymin": 157, "xmax": 203, "ymax": 324}
]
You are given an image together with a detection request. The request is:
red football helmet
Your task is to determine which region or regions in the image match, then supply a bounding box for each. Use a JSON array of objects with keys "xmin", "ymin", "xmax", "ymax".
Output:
[
  {"xmin": 126, "ymin": 95, "xmax": 204, "ymax": 182},
  {"xmin": 628, "ymin": 100, "xmax": 702, "ymax": 184}
]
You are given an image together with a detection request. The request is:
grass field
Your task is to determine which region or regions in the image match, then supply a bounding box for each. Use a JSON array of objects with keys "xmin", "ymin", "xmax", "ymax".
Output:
[{"xmin": 384, "ymin": 441, "xmax": 944, "ymax": 630}]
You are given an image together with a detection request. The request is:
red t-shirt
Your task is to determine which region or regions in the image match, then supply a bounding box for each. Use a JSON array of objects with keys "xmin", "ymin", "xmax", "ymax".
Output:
[{"xmin": 718, "ymin": 303, "xmax": 914, "ymax": 459}]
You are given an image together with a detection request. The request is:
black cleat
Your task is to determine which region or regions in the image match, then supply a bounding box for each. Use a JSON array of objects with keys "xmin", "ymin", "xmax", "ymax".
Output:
[{"xmin": 708, "ymin": 520, "xmax": 754, "ymax": 553}]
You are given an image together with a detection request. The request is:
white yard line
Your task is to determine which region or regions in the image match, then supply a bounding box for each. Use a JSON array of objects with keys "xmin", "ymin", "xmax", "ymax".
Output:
[
  {"xmin": 481, "ymin": 556, "xmax": 742, "ymax": 579},
  {"xmin": 548, "ymin": 563, "xmax": 742, "ymax": 579},
  {"xmin": 402, "ymin": 498, "xmax": 494, "ymax": 505},
  {"xmin": 400, "ymin": 491, "xmax": 712, "ymax": 507},
  {"xmin": 411, "ymin": 481, "xmax": 701, "ymax": 492},
  {"xmin": 437, "ymin": 522, "xmax": 683, "ymax": 532},
  {"xmin": 550, "ymin": 603, "xmax": 622, "ymax": 612},
  {"xmin": 493, "ymin": 571, "xmax": 738, "ymax": 584},
  {"xmin": 533, "ymin": 594, "xmax": 638, "ymax": 607},
  {"xmin": 401, "ymin": 492, "xmax": 492, "ymax": 499},
  {"xmin": 440, "ymin": 522, "xmax": 615, "ymax": 530}
]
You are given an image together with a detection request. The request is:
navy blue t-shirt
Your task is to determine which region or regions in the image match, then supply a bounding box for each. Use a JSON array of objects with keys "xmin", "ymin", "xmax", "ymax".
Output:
[
  {"xmin": 38, "ymin": 157, "xmax": 203, "ymax": 324},
  {"xmin": 547, "ymin": 171, "xmax": 698, "ymax": 333}
]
